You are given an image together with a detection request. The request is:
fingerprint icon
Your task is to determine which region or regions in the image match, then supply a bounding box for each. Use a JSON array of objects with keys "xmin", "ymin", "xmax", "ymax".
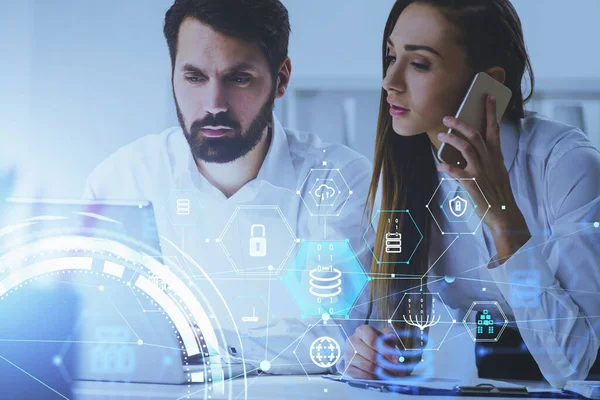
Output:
[{"xmin": 309, "ymin": 265, "xmax": 342, "ymax": 298}]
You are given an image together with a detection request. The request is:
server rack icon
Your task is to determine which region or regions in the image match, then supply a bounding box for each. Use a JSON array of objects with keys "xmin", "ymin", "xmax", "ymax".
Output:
[{"xmin": 385, "ymin": 232, "xmax": 402, "ymax": 254}]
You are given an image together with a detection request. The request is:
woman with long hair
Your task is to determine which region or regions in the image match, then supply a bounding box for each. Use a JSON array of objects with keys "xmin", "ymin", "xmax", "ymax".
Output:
[{"xmin": 344, "ymin": 0, "xmax": 600, "ymax": 388}]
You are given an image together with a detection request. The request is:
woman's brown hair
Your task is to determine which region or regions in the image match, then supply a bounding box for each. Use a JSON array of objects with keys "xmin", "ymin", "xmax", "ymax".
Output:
[{"xmin": 366, "ymin": 0, "xmax": 534, "ymax": 350}]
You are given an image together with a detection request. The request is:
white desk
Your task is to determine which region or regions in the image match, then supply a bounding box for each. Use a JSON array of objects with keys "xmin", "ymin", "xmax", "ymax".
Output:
[{"xmin": 72, "ymin": 375, "xmax": 566, "ymax": 399}]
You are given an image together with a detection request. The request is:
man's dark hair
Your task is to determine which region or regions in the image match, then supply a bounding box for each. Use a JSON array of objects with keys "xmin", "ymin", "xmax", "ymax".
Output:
[{"xmin": 164, "ymin": 0, "xmax": 290, "ymax": 76}]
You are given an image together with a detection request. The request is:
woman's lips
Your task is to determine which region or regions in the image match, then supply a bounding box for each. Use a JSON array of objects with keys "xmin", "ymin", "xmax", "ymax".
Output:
[{"xmin": 389, "ymin": 104, "xmax": 409, "ymax": 117}]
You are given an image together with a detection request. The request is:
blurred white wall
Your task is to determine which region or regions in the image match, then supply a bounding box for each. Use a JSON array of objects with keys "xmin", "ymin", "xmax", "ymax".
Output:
[
  {"xmin": 284, "ymin": 0, "xmax": 395, "ymax": 78},
  {"xmin": 0, "ymin": 0, "xmax": 174, "ymax": 197},
  {"xmin": 0, "ymin": 0, "xmax": 34, "ymax": 195},
  {"xmin": 513, "ymin": 0, "xmax": 600, "ymax": 79},
  {"xmin": 285, "ymin": 0, "xmax": 600, "ymax": 79},
  {"xmin": 0, "ymin": 0, "xmax": 599, "ymax": 197}
]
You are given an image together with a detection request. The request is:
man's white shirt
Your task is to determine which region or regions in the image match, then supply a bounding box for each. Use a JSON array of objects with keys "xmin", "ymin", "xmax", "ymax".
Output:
[{"xmin": 84, "ymin": 114, "xmax": 374, "ymax": 374}]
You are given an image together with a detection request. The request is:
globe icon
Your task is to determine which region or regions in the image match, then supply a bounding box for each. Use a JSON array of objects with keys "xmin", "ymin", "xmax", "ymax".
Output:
[{"xmin": 309, "ymin": 336, "xmax": 341, "ymax": 368}]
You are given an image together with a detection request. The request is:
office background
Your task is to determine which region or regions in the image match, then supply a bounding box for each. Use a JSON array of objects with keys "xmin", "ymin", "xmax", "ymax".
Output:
[{"xmin": 1, "ymin": 0, "xmax": 599, "ymax": 198}]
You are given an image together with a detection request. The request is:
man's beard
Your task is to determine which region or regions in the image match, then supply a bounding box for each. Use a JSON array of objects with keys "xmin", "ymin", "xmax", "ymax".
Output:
[{"xmin": 175, "ymin": 92, "xmax": 275, "ymax": 164}]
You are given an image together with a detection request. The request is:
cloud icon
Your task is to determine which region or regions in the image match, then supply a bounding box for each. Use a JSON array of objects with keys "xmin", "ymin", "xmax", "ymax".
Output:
[{"xmin": 314, "ymin": 184, "xmax": 336, "ymax": 201}]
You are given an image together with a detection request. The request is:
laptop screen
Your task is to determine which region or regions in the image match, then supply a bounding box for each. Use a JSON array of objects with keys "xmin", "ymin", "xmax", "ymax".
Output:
[
  {"xmin": 0, "ymin": 198, "xmax": 162, "ymax": 257},
  {"xmin": 0, "ymin": 199, "xmax": 194, "ymax": 387}
]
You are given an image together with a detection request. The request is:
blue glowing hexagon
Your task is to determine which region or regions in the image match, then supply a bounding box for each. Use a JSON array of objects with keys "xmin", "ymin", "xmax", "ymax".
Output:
[
  {"xmin": 362, "ymin": 210, "xmax": 423, "ymax": 265},
  {"xmin": 162, "ymin": 190, "xmax": 205, "ymax": 227},
  {"xmin": 281, "ymin": 240, "xmax": 368, "ymax": 318}
]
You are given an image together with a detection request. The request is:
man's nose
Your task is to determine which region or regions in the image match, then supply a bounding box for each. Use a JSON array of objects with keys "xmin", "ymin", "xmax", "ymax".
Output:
[{"xmin": 203, "ymin": 82, "xmax": 228, "ymax": 115}]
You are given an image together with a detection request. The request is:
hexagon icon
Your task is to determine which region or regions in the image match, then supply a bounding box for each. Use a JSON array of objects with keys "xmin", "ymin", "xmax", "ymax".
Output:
[
  {"xmin": 292, "ymin": 323, "xmax": 355, "ymax": 377},
  {"xmin": 426, "ymin": 177, "xmax": 490, "ymax": 235},
  {"xmin": 441, "ymin": 189, "xmax": 477, "ymax": 223},
  {"xmin": 162, "ymin": 190, "xmax": 205, "ymax": 227},
  {"xmin": 281, "ymin": 240, "xmax": 369, "ymax": 317},
  {"xmin": 218, "ymin": 205, "xmax": 297, "ymax": 275},
  {"xmin": 363, "ymin": 210, "xmax": 423, "ymax": 265},
  {"xmin": 297, "ymin": 168, "xmax": 352, "ymax": 217},
  {"xmin": 309, "ymin": 178, "xmax": 341, "ymax": 207},
  {"xmin": 281, "ymin": 240, "xmax": 368, "ymax": 318},
  {"xmin": 390, "ymin": 292, "xmax": 455, "ymax": 351},
  {"xmin": 462, "ymin": 301, "xmax": 508, "ymax": 343}
]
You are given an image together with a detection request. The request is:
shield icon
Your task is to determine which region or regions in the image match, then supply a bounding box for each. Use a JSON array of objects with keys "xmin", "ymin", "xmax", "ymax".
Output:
[{"xmin": 449, "ymin": 195, "xmax": 468, "ymax": 218}]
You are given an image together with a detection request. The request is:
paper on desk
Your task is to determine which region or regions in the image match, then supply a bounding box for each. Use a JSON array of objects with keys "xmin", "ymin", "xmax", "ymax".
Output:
[
  {"xmin": 340, "ymin": 376, "xmax": 460, "ymax": 389},
  {"xmin": 332, "ymin": 375, "xmax": 538, "ymax": 391}
]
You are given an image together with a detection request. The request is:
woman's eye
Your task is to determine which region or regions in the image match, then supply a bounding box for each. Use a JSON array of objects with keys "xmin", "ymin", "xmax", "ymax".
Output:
[
  {"xmin": 411, "ymin": 62, "xmax": 429, "ymax": 71},
  {"xmin": 385, "ymin": 55, "xmax": 397, "ymax": 64}
]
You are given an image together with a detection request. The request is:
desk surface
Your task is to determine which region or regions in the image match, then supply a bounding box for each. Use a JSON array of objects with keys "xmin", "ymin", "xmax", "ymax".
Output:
[{"xmin": 72, "ymin": 375, "xmax": 567, "ymax": 400}]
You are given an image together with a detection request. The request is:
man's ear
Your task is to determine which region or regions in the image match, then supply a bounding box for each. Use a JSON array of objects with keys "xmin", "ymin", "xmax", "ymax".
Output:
[
  {"xmin": 275, "ymin": 57, "xmax": 292, "ymax": 99},
  {"xmin": 486, "ymin": 66, "xmax": 506, "ymax": 85}
]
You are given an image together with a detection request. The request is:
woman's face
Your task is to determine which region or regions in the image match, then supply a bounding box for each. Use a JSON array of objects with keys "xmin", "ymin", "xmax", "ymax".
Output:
[{"xmin": 383, "ymin": 3, "xmax": 473, "ymax": 142}]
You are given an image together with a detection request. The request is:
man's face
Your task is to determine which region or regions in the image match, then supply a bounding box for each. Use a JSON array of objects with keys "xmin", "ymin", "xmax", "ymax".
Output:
[{"xmin": 172, "ymin": 18, "xmax": 276, "ymax": 164}]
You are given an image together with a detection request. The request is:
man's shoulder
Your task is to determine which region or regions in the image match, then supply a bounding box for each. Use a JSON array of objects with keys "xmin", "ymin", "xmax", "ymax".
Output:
[
  {"xmin": 91, "ymin": 127, "xmax": 181, "ymax": 173},
  {"xmin": 283, "ymin": 127, "xmax": 371, "ymax": 171},
  {"xmin": 84, "ymin": 127, "xmax": 182, "ymax": 198}
]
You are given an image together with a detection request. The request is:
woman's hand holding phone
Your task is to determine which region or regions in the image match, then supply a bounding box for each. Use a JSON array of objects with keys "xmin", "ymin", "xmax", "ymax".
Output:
[
  {"xmin": 345, "ymin": 324, "xmax": 413, "ymax": 379},
  {"xmin": 436, "ymin": 95, "xmax": 531, "ymax": 264}
]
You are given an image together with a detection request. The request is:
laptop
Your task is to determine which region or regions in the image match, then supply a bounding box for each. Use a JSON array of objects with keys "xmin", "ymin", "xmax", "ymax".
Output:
[{"xmin": 0, "ymin": 198, "xmax": 249, "ymax": 385}]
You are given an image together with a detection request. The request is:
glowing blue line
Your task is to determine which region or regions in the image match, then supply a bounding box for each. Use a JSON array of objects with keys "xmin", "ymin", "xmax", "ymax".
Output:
[{"xmin": 0, "ymin": 354, "xmax": 70, "ymax": 400}]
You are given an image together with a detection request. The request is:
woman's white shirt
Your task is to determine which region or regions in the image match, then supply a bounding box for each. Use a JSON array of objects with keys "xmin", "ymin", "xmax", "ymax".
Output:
[{"xmin": 427, "ymin": 111, "xmax": 600, "ymax": 388}]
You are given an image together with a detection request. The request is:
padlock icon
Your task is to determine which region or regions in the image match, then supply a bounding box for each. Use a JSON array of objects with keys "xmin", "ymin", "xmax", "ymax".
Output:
[
  {"xmin": 449, "ymin": 195, "xmax": 468, "ymax": 218},
  {"xmin": 249, "ymin": 224, "xmax": 267, "ymax": 257}
]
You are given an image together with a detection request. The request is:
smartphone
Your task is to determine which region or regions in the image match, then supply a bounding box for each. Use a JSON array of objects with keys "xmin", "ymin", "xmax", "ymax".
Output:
[{"xmin": 437, "ymin": 72, "xmax": 512, "ymax": 168}]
